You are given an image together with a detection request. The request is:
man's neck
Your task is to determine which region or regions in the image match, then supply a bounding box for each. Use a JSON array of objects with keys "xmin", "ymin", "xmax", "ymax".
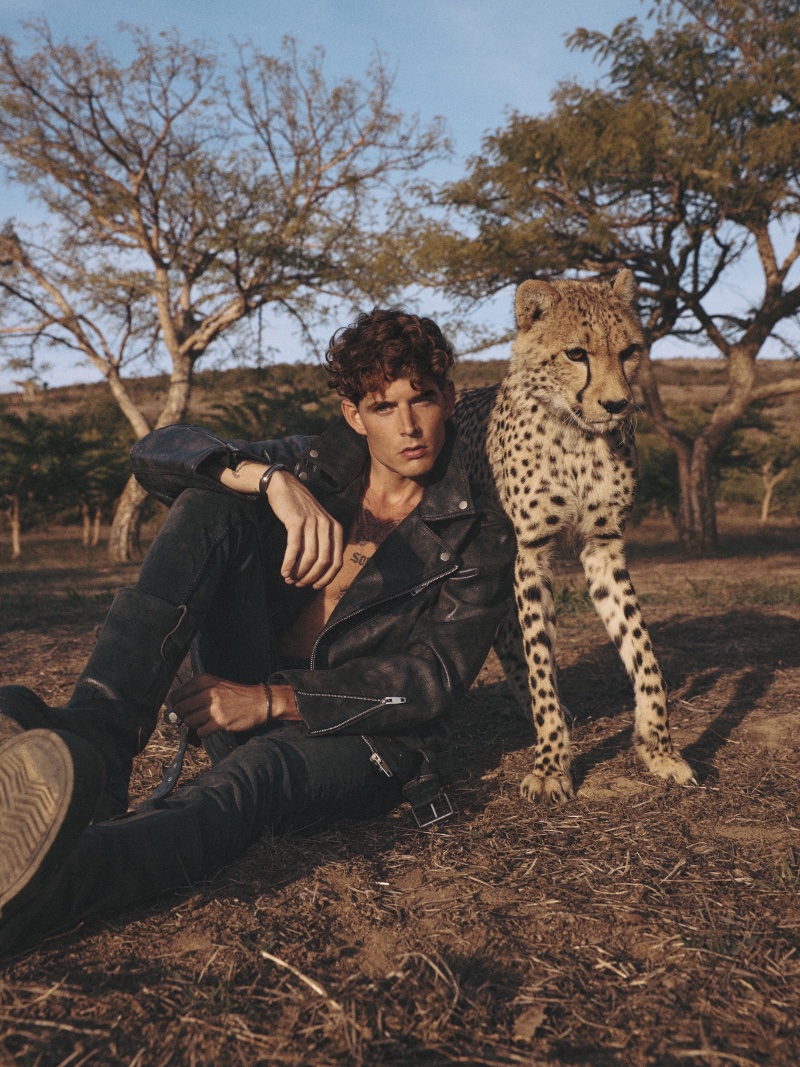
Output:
[{"xmin": 361, "ymin": 465, "xmax": 425, "ymax": 523}]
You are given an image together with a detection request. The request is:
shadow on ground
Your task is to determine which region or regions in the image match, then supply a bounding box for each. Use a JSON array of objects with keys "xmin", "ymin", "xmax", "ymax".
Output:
[
  {"xmin": 564, "ymin": 609, "xmax": 799, "ymax": 788},
  {"xmin": 10, "ymin": 609, "xmax": 799, "ymax": 966}
]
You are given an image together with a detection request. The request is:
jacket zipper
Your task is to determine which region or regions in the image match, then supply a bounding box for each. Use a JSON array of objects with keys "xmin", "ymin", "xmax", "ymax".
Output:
[
  {"xmin": 362, "ymin": 736, "xmax": 394, "ymax": 777},
  {"xmin": 309, "ymin": 563, "xmax": 459, "ymax": 670},
  {"xmin": 293, "ymin": 694, "xmax": 406, "ymax": 736}
]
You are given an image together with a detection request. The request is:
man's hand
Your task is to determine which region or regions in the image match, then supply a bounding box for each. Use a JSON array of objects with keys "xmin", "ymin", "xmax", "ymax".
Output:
[
  {"xmin": 266, "ymin": 470, "xmax": 344, "ymax": 588},
  {"xmin": 213, "ymin": 460, "xmax": 344, "ymax": 588},
  {"xmin": 168, "ymin": 674, "xmax": 301, "ymax": 737}
]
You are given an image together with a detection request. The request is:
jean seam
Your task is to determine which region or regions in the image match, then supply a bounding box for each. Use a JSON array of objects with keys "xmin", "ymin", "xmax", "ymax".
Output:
[{"xmin": 178, "ymin": 510, "xmax": 263, "ymax": 609}]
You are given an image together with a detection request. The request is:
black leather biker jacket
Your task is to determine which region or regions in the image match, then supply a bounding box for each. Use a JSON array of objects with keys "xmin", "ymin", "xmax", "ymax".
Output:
[{"xmin": 131, "ymin": 418, "xmax": 515, "ymax": 781}]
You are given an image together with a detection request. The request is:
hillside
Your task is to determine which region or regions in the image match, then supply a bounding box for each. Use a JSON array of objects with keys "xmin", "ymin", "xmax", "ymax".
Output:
[{"xmin": 2, "ymin": 357, "xmax": 799, "ymax": 432}]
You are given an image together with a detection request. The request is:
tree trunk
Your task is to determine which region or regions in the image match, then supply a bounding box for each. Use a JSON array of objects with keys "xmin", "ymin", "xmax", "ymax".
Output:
[
  {"xmin": 684, "ymin": 438, "xmax": 718, "ymax": 554},
  {"xmin": 672, "ymin": 441, "xmax": 694, "ymax": 551},
  {"xmin": 9, "ymin": 495, "xmax": 21, "ymax": 560},
  {"xmin": 91, "ymin": 506, "xmax": 102, "ymax": 547},
  {"xmin": 664, "ymin": 432, "xmax": 720, "ymax": 555},
  {"xmin": 759, "ymin": 465, "xmax": 788, "ymax": 525},
  {"xmin": 80, "ymin": 499, "xmax": 91, "ymax": 546},
  {"xmin": 105, "ymin": 354, "xmax": 195, "ymax": 562},
  {"xmin": 107, "ymin": 475, "xmax": 148, "ymax": 562},
  {"xmin": 638, "ymin": 339, "xmax": 766, "ymax": 556}
]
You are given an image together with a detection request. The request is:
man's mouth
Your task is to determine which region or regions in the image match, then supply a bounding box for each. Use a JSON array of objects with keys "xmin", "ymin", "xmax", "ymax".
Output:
[{"xmin": 401, "ymin": 444, "xmax": 428, "ymax": 458}]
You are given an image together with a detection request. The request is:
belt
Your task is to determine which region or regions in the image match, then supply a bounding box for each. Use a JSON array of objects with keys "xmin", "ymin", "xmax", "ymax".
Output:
[{"xmin": 362, "ymin": 735, "xmax": 454, "ymax": 828}]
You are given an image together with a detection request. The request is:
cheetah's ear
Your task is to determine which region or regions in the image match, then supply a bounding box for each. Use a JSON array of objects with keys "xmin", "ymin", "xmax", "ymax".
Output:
[
  {"xmin": 611, "ymin": 269, "xmax": 637, "ymax": 305},
  {"xmin": 515, "ymin": 280, "xmax": 561, "ymax": 330}
]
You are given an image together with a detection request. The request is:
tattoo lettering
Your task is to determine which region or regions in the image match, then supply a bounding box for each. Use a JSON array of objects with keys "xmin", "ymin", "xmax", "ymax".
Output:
[{"xmin": 351, "ymin": 551, "xmax": 369, "ymax": 567}]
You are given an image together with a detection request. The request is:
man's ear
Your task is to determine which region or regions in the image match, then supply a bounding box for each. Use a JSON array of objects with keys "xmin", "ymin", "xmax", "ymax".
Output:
[
  {"xmin": 341, "ymin": 397, "xmax": 367, "ymax": 436},
  {"xmin": 443, "ymin": 379, "xmax": 456, "ymax": 419}
]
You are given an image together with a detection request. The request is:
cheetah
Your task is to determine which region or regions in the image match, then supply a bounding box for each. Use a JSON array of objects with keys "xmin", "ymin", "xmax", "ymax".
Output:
[{"xmin": 454, "ymin": 269, "xmax": 696, "ymax": 803}]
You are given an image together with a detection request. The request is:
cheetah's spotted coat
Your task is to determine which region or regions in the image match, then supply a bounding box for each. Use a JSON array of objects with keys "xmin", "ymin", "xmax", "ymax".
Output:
[{"xmin": 454, "ymin": 270, "xmax": 695, "ymax": 802}]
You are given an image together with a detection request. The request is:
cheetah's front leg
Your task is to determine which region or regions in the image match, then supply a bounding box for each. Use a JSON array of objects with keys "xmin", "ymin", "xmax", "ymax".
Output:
[
  {"xmin": 499, "ymin": 547, "xmax": 574, "ymax": 803},
  {"xmin": 579, "ymin": 537, "xmax": 695, "ymax": 785}
]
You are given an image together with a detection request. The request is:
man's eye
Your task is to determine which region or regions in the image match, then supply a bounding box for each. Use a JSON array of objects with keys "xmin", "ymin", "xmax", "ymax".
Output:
[{"xmin": 566, "ymin": 347, "xmax": 588, "ymax": 362}]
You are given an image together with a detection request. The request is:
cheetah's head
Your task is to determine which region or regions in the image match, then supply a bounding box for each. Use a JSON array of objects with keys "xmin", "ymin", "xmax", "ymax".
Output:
[{"xmin": 512, "ymin": 270, "xmax": 645, "ymax": 436}]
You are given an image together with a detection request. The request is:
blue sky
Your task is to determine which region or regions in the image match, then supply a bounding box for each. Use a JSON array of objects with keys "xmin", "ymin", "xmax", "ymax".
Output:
[
  {"xmin": 0, "ymin": 0, "xmax": 784, "ymax": 389},
  {"xmin": 0, "ymin": 0, "xmax": 657, "ymax": 389},
  {"xmin": 0, "ymin": 0, "xmax": 643, "ymax": 171}
]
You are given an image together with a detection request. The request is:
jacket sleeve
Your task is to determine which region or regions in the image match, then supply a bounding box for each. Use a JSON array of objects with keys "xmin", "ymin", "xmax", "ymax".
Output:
[
  {"xmin": 272, "ymin": 505, "xmax": 516, "ymax": 737},
  {"xmin": 130, "ymin": 424, "xmax": 314, "ymax": 505}
]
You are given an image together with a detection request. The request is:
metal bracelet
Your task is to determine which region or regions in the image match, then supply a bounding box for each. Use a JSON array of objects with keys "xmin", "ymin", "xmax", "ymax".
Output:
[
  {"xmin": 262, "ymin": 683, "xmax": 273, "ymax": 722},
  {"xmin": 257, "ymin": 462, "xmax": 289, "ymax": 497}
]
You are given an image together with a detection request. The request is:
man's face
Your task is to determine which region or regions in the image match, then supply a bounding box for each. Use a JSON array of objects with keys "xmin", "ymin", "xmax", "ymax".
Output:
[{"xmin": 341, "ymin": 375, "xmax": 455, "ymax": 482}]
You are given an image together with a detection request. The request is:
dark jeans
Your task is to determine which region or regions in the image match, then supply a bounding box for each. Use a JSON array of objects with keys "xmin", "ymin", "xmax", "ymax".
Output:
[{"xmin": 36, "ymin": 489, "xmax": 400, "ymax": 937}]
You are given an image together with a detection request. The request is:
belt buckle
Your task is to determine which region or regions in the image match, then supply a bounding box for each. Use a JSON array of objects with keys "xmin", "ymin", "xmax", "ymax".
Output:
[{"xmin": 412, "ymin": 789, "xmax": 454, "ymax": 829}]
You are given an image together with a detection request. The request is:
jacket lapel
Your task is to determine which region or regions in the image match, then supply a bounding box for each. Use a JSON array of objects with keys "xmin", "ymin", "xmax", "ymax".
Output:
[{"xmin": 300, "ymin": 423, "xmax": 477, "ymax": 626}]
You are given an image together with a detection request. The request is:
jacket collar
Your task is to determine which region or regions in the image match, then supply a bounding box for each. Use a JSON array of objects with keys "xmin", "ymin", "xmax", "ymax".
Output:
[{"xmin": 297, "ymin": 418, "xmax": 476, "ymax": 521}]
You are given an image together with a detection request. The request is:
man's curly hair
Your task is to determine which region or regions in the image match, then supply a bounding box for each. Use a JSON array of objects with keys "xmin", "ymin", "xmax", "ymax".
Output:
[{"xmin": 325, "ymin": 308, "xmax": 454, "ymax": 403}]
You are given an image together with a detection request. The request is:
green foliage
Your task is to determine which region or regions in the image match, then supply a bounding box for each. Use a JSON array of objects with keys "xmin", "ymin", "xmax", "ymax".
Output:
[
  {"xmin": 58, "ymin": 403, "xmax": 135, "ymax": 524},
  {"xmin": 424, "ymin": 0, "xmax": 800, "ymax": 349},
  {"xmin": 553, "ymin": 579, "xmax": 593, "ymax": 617},
  {"xmin": 0, "ymin": 27, "xmax": 446, "ymax": 384},
  {"xmin": 633, "ymin": 436, "xmax": 681, "ymax": 523},
  {"xmin": 206, "ymin": 386, "xmax": 341, "ymax": 441},
  {"xmin": 0, "ymin": 23, "xmax": 448, "ymax": 556},
  {"xmin": 417, "ymin": 0, "xmax": 800, "ymax": 553},
  {"xmin": 715, "ymin": 403, "xmax": 800, "ymax": 516},
  {"xmin": 0, "ymin": 401, "xmax": 132, "ymax": 534}
]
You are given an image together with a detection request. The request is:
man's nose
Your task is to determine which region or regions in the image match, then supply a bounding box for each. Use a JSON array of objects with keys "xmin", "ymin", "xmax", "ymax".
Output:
[{"xmin": 399, "ymin": 406, "xmax": 421, "ymax": 435}]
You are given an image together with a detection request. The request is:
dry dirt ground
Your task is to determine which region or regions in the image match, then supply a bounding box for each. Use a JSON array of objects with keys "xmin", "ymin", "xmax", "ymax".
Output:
[{"xmin": 0, "ymin": 519, "xmax": 798, "ymax": 1067}]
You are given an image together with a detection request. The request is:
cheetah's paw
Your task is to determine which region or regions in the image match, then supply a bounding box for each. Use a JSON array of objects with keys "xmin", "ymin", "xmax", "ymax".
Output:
[
  {"xmin": 520, "ymin": 770, "xmax": 574, "ymax": 804},
  {"xmin": 635, "ymin": 742, "xmax": 697, "ymax": 786}
]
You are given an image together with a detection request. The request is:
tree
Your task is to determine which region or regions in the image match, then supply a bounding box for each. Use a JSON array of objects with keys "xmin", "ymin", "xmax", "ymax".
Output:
[
  {"xmin": 718, "ymin": 408, "xmax": 800, "ymax": 523},
  {"xmin": 417, "ymin": 0, "xmax": 800, "ymax": 553},
  {"xmin": 207, "ymin": 384, "xmax": 340, "ymax": 441},
  {"xmin": 754, "ymin": 441, "xmax": 800, "ymax": 524},
  {"xmin": 0, "ymin": 23, "xmax": 446, "ymax": 559},
  {"xmin": 64, "ymin": 405, "xmax": 135, "ymax": 546},
  {"xmin": 0, "ymin": 407, "xmax": 72, "ymax": 558}
]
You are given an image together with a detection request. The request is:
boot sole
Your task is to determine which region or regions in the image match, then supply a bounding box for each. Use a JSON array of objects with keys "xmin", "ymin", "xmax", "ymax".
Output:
[{"xmin": 0, "ymin": 730, "xmax": 105, "ymax": 918}]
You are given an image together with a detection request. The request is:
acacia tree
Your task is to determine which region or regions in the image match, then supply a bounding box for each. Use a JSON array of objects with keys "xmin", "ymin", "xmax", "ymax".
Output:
[
  {"xmin": 65, "ymin": 406, "xmax": 133, "ymax": 546},
  {"xmin": 722, "ymin": 413, "xmax": 800, "ymax": 524},
  {"xmin": 754, "ymin": 440, "xmax": 800, "ymax": 524},
  {"xmin": 0, "ymin": 407, "xmax": 74, "ymax": 558},
  {"xmin": 0, "ymin": 23, "xmax": 446, "ymax": 559},
  {"xmin": 416, "ymin": 0, "xmax": 800, "ymax": 553}
]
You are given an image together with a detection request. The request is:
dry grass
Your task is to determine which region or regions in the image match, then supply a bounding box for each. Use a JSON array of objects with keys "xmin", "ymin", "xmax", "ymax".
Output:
[{"xmin": 0, "ymin": 517, "xmax": 799, "ymax": 1066}]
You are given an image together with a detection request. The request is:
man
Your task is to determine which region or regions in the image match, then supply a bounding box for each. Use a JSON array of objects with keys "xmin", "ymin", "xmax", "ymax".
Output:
[{"xmin": 0, "ymin": 309, "xmax": 515, "ymax": 956}]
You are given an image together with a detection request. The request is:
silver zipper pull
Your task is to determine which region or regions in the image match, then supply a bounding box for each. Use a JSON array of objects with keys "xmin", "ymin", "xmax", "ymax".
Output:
[
  {"xmin": 381, "ymin": 696, "xmax": 406, "ymax": 705},
  {"xmin": 369, "ymin": 751, "xmax": 394, "ymax": 777}
]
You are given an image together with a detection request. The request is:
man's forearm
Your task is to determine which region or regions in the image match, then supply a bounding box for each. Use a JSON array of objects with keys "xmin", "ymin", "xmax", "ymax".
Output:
[
  {"xmin": 205, "ymin": 458, "xmax": 344, "ymax": 590},
  {"xmin": 207, "ymin": 459, "xmax": 270, "ymax": 495}
]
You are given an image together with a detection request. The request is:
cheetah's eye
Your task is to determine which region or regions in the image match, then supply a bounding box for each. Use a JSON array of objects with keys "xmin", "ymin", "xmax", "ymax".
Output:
[
  {"xmin": 620, "ymin": 344, "xmax": 642, "ymax": 362},
  {"xmin": 565, "ymin": 347, "xmax": 588, "ymax": 362}
]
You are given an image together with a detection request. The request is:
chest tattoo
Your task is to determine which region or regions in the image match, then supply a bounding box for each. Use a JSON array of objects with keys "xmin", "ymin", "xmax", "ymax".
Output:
[{"xmin": 353, "ymin": 505, "xmax": 399, "ymax": 546}]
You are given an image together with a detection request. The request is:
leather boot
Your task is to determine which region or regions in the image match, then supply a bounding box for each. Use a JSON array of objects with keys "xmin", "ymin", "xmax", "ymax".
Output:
[
  {"xmin": 0, "ymin": 728, "xmax": 106, "ymax": 954},
  {"xmin": 0, "ymin": 778, "xmax": 205, "ymax": 959},
  {"xmin": 0, "ymin": 589, "xmax": 198, "ymax": 818}
]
